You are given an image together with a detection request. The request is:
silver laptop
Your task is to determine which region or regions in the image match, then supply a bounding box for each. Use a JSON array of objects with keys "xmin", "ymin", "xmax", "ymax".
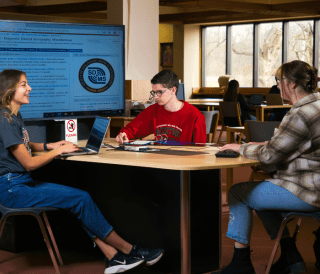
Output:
[
  {"xmin": 265, "ymin": 94, "xmax": 283, "ymax": 105},
  {"xmin": 61, "ymin": 116, "xmax": 110, "ymax": 156}
]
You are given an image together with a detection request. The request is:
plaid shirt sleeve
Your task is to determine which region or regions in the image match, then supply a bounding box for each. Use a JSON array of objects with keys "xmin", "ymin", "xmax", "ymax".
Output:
[{"xmin": 239, "ymin": 108, "xmax": 311, "ymax": 165}]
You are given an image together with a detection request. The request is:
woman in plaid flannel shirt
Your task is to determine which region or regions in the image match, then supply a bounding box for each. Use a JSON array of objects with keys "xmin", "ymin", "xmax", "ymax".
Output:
[{"xmin": 216, "ymin": 60, "xmax": 320, "ymax": 274}]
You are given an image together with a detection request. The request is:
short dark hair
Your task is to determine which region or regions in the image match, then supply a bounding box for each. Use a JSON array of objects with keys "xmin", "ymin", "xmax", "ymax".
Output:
[{"xmin": 151, "ymin": 70, "xmax": 179, "ymax": 93}]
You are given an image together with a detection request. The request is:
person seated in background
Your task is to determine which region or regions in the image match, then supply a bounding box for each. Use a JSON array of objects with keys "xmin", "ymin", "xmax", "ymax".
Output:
[
  {"xmin": 268, "ymin": 77, "xmax": 289, "ymax": 121},
  {"xmin": 223, "ymin": 79, "xmax": 256, "ymax": 126},
  {"xmin": 218, "ymin": 75, "xmax": 232, "ymax": 96},
  {"xmin": 0, "ymin": 69, "xmax": 164, "ymax": 274},
  {"xmin": 116, "ymin": 70, "xmax": 206, "ymax": 144},
  {"xmin": 216, "ymin": 60, "xmax": 320, "ymax": 274}
]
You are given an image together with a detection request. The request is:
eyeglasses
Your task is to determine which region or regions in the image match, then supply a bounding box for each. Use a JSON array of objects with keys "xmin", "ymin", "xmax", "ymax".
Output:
[
  {"xmin": 275, "ymin": 77, "xmax": 286, "ymax": 83},
  {"xmin": 149, "ymin": 88, "xmax": 172, "ymax": 100}
]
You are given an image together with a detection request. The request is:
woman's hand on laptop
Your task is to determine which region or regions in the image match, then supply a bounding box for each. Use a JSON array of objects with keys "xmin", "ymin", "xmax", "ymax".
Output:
[
  {"xmin": 46, "ymin": 140, "xmax": 75, "ymax": 150},
  {"xmin": 116, "ymin": 132, "xmax": 129, "ymax": 144},
  {"xmin": 56, "ymin": 143, "xmax": 82, "ymax": 155}
]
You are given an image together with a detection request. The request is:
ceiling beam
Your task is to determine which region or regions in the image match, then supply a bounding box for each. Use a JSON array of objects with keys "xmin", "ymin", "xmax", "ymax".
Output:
[
  {"xmin": 160, "ymin": 0, "xmax": 272, "ymax": 12},
  {"xmin": 0, "ymin": 0, "xmax": 26, "ymax": 7},
  {"xmin": 49, "ymin": 12, "xmax": 107, "ymax": 20},
  {"xmin": 13, "ymin": 0, "xmax": 26, "ymax": 4},
  {"xmin": 159, "ymin": 0, "xmax": 320, "ymax": 24},
  {"xmin": 183, "ymin": 14, "xmax": 294, "ymax": 24},
  {"xmin": 160, "ymin": 10, "xmax": 319, "ymax": 24},
  {"xmin": 16, "ymin": 1, "xmax": 107, "ymax": 15},
  {"xmin": 271, "ymin": 1, "xmax": 320, "ymax": 12},
  {"xmin": 160, "ymin": 0, "xmax": 320, "ymax": 15},
  {"xmin": 160, "ymin": 10, "xmax": 241, "ymax": 22}
]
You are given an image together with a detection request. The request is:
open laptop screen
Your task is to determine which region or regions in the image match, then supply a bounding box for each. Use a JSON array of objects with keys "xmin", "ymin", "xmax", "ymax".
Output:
[{"xmin": 86, "ymin": 117, "xmax": 110, "ymax": 151}]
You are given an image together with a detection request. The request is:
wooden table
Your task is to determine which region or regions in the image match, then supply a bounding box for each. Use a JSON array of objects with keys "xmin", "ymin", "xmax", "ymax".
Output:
[
  {"xmin": 252, "ymin": 104, "xmax": 292, "ymax": 121},
  {"xmin": 186, "ymin": 99, "xmax": 223, "ymax": 103},
  {"xmin": 33, "ymin": 140, "xmax": 259, "ymax": 274},
  {"xmin": 187, "ymin": 100, "xmax": 221, "ymax": 111}
]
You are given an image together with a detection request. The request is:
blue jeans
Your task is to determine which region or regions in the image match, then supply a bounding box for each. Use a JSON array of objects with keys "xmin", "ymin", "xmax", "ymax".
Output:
[
  {"xmin": 0, "ymin": 172, "xmax": 113, "ymax": 239},
  {"xmin": 249, "ymin": 115, "xmax": 256, "ymax": 121},
  {"xmin": 227, "ymin": 181, "xmax": 319, "ymax": 245}
]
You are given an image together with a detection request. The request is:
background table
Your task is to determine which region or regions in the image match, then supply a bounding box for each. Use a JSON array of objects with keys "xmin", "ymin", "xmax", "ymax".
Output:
[
  {"xmin": 252, "ymin": 104, "xmax": 292, "ymax": 121},
  {"xmin": 186, "ymin": 99, "xmax": 222, "ymax": 111}
]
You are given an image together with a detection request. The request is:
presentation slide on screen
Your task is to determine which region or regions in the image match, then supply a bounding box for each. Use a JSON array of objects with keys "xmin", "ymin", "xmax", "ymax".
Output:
[{"xmin": 0, "ymin": 21, "xmax": 125, "ymax": 119}]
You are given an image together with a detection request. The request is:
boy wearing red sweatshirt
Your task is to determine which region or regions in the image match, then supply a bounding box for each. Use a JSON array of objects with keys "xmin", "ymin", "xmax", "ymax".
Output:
[{"xmin": 116, "ymin": 70, "xmax": 206, "ymax": 144}]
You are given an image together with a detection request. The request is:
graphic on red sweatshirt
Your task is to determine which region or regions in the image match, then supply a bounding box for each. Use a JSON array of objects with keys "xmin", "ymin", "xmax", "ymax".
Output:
[{"xmin": 155, "ymin": 124, "xmax": 182, "ymax": 141}]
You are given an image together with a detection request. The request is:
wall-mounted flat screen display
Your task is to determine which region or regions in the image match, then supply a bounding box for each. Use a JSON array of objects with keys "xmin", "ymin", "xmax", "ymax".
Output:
[{"xmin": 0, "ymin": 19, "xmax": 125, "ymax": 120}]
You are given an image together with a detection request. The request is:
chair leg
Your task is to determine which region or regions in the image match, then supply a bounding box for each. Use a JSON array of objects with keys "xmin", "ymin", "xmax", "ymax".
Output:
[
  {"xmin": 35, "ymin": 214, "xmax": 61, "ymax": 274},
  {"xmin": 0, "ymin": 216, "xmax": 9, "ymax": 239},
  {"xmin": 237, "ymin": 133, "xmax": 243, "ymax": 144},
  {"xmin": 292, "ymin": 217, "xmax": 303, "ymax": 240},
  {"xmin": 42, "ymin": 212, "xmax": 63, "ymax": 266},
  {"xmin": 265, "ymin": 216, "xmax": 298, "ymax": 274},
  {"xmin": 217, "ymin": 129, "xmax": 224, "ymax": 143}
]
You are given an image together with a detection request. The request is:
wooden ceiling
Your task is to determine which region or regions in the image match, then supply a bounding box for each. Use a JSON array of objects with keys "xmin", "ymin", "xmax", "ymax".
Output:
[
  {"xmin": 0, "ymin": 0, "xmax": 319, "ymax": 25},
  {"xmin": 159, "ymin": 0, "xmax": 320, "ymax": 25}
]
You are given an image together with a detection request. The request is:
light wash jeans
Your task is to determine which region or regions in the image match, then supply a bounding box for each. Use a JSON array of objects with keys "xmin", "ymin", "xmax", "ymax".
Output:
[
  {"xmin": 227, "ymin": 180, "xmax": 320, "ymax": 245},
  {"xmin": 0, "ymin": 172, "xmax": 113, "ymax": 240}
]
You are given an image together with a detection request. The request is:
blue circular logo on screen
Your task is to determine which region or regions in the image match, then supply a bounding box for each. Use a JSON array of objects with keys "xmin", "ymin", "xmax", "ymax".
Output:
[{"xmin": 79, "ymin": 58, "xmax": 115, "ymax": 93}]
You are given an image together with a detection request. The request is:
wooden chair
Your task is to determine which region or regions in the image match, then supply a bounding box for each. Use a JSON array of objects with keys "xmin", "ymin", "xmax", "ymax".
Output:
[
  {"xmin": 244, "ymin": 120, "xmax": 281, "ymax": 181},
  {"xmin": 265, "ymin": 211, "xmax": 320, "ymax": 274},
  {"xmin": 0, "ymin": 203, "xmax": 63, "ymax": 274},
  {"xmin": 217, "ymin": 102, "xmax": 246, "ymax": 144},
  {"xmin": 200, "ymin": 110, "xmax": 220, "ymax": 143}
]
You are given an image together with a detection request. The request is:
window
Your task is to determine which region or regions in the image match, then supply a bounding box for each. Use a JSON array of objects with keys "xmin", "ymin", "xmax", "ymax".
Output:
[
  {"xmin": 259, "ymin": 22, "xmax": 282, "ymax": 87},
  {"xmin": 203, "ymin": 26, "xmax": 226, "ymax": 87},
  {"xmin": 231, "ymin": 24, "xmax": 253, "ymax": 87},
  {"xmin": 202, "ymin": 19, "xmax": 318, "ymax": 88},
  {"xmin": 288, "ymin": 20, "xmax": 314, "ymax": 64}
]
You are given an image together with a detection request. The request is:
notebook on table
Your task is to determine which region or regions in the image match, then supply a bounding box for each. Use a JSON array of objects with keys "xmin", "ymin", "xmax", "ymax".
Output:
[
  {"xmin": 265, "ymin": 94, "xmax": 283, "ymax": 105},
  {"xmin": 61, "ymin": 116, "xmax": 110, "ymax": 156}
]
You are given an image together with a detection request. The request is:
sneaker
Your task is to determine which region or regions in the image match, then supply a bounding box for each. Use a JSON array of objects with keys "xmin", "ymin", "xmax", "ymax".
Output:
[
  {"xmin": 129, "ymin": 244, "xmax": 164, "ymax": 266},
  {"xmin": 104, "ymin": 252, "xmax": 145, "ymax": 274}
]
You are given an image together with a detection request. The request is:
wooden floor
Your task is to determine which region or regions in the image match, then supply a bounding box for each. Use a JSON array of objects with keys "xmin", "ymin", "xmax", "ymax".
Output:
[{"xmin": 0, "ymin": 128, "xmax": 319, "ymax": 274}]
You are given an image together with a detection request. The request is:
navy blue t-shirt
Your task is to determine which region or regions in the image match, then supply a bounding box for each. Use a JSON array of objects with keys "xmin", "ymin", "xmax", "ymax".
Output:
[{"xmin": 0, "ymin": 109, "xmax": 31, "ymax": 176}]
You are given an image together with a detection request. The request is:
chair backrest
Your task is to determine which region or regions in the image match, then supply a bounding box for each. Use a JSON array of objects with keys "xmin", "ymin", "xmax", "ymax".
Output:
[
  {"xmin": 219, "ymin": 101, "xmax": 242, "ymax": 127},
  {"xmin": 200, "ymin": 110, "xmax": 220, "ymax": 135},
  {"xmin": 244, "ymin": 120, "xmax": 281, "ymax": 142}
]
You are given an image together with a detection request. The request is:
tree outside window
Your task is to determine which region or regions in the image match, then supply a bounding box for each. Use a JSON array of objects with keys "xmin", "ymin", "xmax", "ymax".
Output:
[
  {"xmin": 204, "ymin": 26, "xmax": 226, "ymax": 87},
  {"xmin": 231, "ymin": 24, "xmax": 253, "ymax": 87},
  {"xmin": 259, "ymin": 23, "xmax": 282, "ymax": 87}
]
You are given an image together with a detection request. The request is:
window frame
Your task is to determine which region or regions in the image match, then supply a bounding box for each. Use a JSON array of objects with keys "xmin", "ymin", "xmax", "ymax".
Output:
[{"xmin": 201, "ymin": 19, "xmax": 318, "ymax": 88}]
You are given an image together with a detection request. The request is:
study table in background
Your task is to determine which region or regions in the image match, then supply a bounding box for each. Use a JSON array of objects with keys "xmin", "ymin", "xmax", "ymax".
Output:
[
  {"xmin": 252, "ymin": 104, "xmax": 293, "ymax": 121},
  {"xmin": 32, "ymin": 139, "xmax": 259, "ymax": 274},
  {"xmin": 186, "ymin": 99, "xmax": 222, "ymax": 111},
  {"xmin": 186, "ymin": 99, "xmax": 292, "ymax": 120}
]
